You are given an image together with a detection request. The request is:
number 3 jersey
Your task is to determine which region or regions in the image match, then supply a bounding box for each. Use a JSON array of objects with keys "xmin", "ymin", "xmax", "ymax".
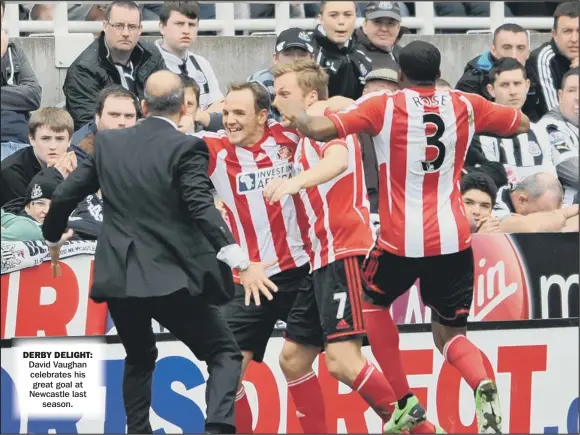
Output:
[
  {"xmin": 195, "ymin": 120, "xmax": 310, "ymax": 277},
  {"xmin": 328, "ymin": 88, "xmax": 521, "ymax": 258}
]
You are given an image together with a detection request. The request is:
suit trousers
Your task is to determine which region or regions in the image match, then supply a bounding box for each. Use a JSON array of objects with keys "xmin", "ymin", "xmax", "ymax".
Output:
[{"xmin": 107, "ymin": 289, "xmax": 242, "ymax": 434}]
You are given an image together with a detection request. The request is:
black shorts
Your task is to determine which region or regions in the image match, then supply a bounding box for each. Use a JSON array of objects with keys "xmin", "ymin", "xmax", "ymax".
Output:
[
  {"xmin": 220, "ymin": 264, "xmax": 323, "ymax": 362},
  {"xmin": 363, "ymin": 246, "xmax": 474, "ymax": 328},
  {"xmin": 290, "ymin": 256, "xmax": 367, "ymax": 344}
]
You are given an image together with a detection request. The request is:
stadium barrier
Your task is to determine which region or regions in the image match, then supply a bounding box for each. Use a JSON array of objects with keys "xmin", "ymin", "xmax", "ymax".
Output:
[
  {"xmin": 1, "ymin": 233, "xmax": 578, "ymax": 340},
  {"xmin": 2, "ymin": 1, "xmax": 555, "ymax": 37}
]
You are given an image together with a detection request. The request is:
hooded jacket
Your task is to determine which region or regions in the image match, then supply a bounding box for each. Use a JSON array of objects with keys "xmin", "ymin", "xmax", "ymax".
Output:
[
  {"xmin": 455, "ymin": 51, "xmax": 496, "ymax": 100},
  {"xmin": 1, "ymin": 41, "xmax": 42, "ymax": 143},
  {"xmin": 309, "ymin": 25, "xmax": 372, "ymax": 100},
  {"xmin": 63, "ymin": 32, "xmax": 166, "ymax": 130}
]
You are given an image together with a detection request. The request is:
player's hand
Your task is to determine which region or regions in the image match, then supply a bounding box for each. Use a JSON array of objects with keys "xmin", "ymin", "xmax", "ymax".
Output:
[
  {"xmin": 476, "ymin": 216, "xmax": 501, "ymax": 233},
  {"xmin": 49, "ymin": 229, "xmax": 74, "ymax": 277},
  {"xmin": 239, "ymin": 261, "xmax": 279, "ymax": 306},
  {"xmin": 263, "ymin": 177, "xmax": 302, "ymax": 204},
  {"xmin": 178, "ymin": 113, "xmax": 196, "ymax": 133},
  {"xmin": 273, "ymin": 98, "xmax": 307, "ymax": 128}
]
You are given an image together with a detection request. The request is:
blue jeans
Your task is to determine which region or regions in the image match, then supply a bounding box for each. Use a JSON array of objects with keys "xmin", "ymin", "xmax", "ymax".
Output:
[{"xmin": 1, "ymin": 142, "xmax": 30, "ymax": 161}]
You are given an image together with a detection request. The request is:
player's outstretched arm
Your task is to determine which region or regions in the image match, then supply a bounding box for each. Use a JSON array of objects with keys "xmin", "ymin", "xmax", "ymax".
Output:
[
  {"xmin": 263, "ymin": 143, "xmax": 348, "ymax": 204},
  {"xmin": 274, "ymin": 99, "xmax": 339, "ymax": 142}
]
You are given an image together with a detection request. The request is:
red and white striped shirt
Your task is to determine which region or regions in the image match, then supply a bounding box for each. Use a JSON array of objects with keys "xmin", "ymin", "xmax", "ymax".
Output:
[
  {"xmin": 195, "ymin": 121, "xmax": 310, "ymax": 278},
  {"xmin": 329, "ymin": 88, "xmax": 521, "ymax": 258},
  {"xmin": 293, "ymin": 134, "xmax": 373, "ymax": 271}
]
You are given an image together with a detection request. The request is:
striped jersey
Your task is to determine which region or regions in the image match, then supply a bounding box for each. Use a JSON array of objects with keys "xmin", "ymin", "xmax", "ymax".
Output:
[
  {"xmin": 328, "ymin": 88, "xmax": 521, "ymax": 258},
  {"xmin": 292, "ymin": 134, "xmax": 373, "ymax": 271},
  {"xmin": 537, "ymin": 110, "xmax": 579, "ymax": 206},
  {"xmin": 478, "ymin": 123, "xmax": 557, "ymax": 184},
  {"xmin": 195, "ymin": 120, "xmax": 309, "ymax": 277}
]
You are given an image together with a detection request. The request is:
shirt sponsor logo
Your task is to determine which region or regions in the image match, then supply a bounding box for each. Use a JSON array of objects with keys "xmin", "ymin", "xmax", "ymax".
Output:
[{"xmin": 236, "ymin": 164, "xmax": 293, "ymax": 194}]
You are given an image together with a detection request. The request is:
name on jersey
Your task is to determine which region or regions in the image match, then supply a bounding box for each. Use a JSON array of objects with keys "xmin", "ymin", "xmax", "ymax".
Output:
[
  {"xmin": 236, "ymin": 164, "xmax": 293, "ymax": 194},
  {"xmin": 412, "ymin": 94, "xmax": 449, "ymax": 108}
]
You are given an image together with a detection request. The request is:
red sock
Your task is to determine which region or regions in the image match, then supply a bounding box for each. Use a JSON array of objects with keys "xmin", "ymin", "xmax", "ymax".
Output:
[
  {"xmin": 351, "ymin": 361, "xmax": 396, "ymax": 420},
  {"xmin": 444, "ymin": 335, "xmax": 488, "ymax": 390},
  {"xmin": 363, "ymin": 305, "xmax": 412, "ymax": 400},
  {"xmin": 411, "ymin": 420, "xmax": 438, "ymax": 433},
  {"xmin": 235, "ymin": 385, "xmax": 253, "ymax": 434},
  {"xmin": 287, "ymin": 371, "xmax": 328, "ymax": 433}
]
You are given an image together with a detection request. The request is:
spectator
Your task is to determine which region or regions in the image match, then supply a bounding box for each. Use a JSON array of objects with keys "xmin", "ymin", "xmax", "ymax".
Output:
[
  {"xmin": 71, "ymin": 85, "xmax": 139, "ymax": 160},
  {"xmin": 155, "ymin": 1, "xmax": 223, "ymax": 118},
  {"xmin": 1, "ymin": 208, "xmax": 43, "ymax": 241},
  {"xmin": 456, "ymin": 23, "xmax": 529, "ymax": 100},
  {"xmin": 1, "ymin": 107, "xmax": 73, "ymax": 207},
  {"xmin": 525, "ymin": 2, "xmax": 579, "ymax": 121},
  {"xmin": 494, "ymin": 172, "xmax": 579, "ymax": 232},
  {"xmin": 356, "ymin": 1, "xmax": 404, "ymax": 71},
  {"xmin": 248, "ymin": 27, "xmax": 314, "ymax": 121},
  {"xmin": 461, "ymin": 172, "xmax": 501, "ymax": 233},
  {"xmin": 21, "ymin": 170, "xmax": 59, "ymax": 224},
  {"xmin": 178, "ymin": 76, "xmax": 223, "ymax": 133},
  {"xmin": 310, "ymin": 1, "xmax": 372, "ymax": 100},
  {"xmin": 537, "ymin": 67, "xmax": 579, "ymax": 206},
  {"xmin": 479, "ymin": 58, "xmax": 559, "ymax": 184},
  {"xmin": 63, "ymin": 0, "xmax": 166, "ymax": 130},
  {"xmin": 1, "ymin": 0, "xmax": 42, "ymax": 161}
]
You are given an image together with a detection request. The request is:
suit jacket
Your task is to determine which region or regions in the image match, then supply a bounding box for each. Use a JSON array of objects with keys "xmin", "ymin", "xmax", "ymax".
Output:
[{"xmin": 42, "ymin": 117, "xmax": 236, "ymax": 305}]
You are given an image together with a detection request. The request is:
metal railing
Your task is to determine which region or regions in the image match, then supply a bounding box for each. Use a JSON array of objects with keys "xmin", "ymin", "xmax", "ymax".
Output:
[{"xmin": 3, "ymin": 1, "xmax": 554, "ymax": 37}]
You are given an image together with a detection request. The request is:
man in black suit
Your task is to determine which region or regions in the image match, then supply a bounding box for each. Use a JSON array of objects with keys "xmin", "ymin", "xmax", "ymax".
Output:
[{"xmin": 42, "ymin": 70, "xmax": 277, "ymax": 434}]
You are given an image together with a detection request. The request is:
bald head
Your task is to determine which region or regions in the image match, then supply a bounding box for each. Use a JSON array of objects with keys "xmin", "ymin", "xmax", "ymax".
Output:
[
  {"xmin": 516, "ymin": 172, "xmax": 562, "ymax": 199},
  {"xmin": 142, "ymin": 71, "xmax": 185, "ymax": 117},
  {"xmin": 512, "ymin": 172, "xmax": 563, "ymax": 215}
]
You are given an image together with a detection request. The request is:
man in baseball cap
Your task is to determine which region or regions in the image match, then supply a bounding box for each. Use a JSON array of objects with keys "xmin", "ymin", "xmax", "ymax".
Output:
[
  {"xmin": 357, "ymin": 2, "xmax": 405, "ymax": 70},
  {"xmin": 248, "ymin": 27, "xmax": 314, "ymax": 121}
]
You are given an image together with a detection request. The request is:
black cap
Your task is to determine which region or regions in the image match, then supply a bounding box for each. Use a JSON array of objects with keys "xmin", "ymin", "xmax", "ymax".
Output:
[
  {"xmin": 365, "ymin": 1, "xmax": 402, "ymax": 21},
  {"xmin": 275, "ymin": 28, "xmax": 314, "ymax": 54},
  {"xmin": 399, "ymin": 40, "xmax": 441, "ymax": 83},
  {"xmin": 24, "ymin": 172, "xmax": 60, "ymax": 206}
]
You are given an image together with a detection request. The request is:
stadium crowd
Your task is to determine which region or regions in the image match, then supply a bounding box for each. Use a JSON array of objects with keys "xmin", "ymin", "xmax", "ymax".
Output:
[{"xmin": 1, "ymin": 0, "xmax": 578, "ymax": 241}]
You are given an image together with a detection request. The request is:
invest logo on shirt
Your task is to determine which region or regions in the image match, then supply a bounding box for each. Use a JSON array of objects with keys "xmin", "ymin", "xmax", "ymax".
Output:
[{"xmin": 236, "ymin": 164, "xmax": 293, "ymax": 194}]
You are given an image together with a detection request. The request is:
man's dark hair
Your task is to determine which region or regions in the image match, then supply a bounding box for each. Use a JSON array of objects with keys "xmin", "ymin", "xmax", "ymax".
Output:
[
  {"xmin": 489, "ymin": 57, "xmax": 527, "ymax": 85},
  {"xmin": 105, "ymin": 0, "xmax": 142, "ymax": 23},
  {"xmin": 461, "ymin": 172, "xmax": 498, "ymax": 207},
  {"xmin": 159, "ymin": 1, "xmax": 200, "ymax": 25},
  {"xmin": 144, "ymin": 81, "xmax": 185, "ymax": 116},
  {"xmin": 95, "ymin": 85, "xmax": 139, "ymax": 117},
  {"xmin": 227, "ymin": 82, "xmax": 270, "ymax": 114},
  {"xmin": 553, "ymin": 2, "xmax": 579, "ymax": 30},
  {"xmin": 181, "ymin": 76, "xmax": 201, "ymax": 106},
  {"xmin": 561, "ymin": 67, "xmax": 580, "ymax": 90},
  {"xmin": 493, "ymin": 23, "xmax": 527, "ymax": 44}
]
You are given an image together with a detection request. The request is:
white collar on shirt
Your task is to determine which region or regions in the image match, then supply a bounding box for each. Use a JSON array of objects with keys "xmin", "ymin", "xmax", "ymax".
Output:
[{"xmin": 152, "ymin": 116, "xmax": 179, "ymax": 130}]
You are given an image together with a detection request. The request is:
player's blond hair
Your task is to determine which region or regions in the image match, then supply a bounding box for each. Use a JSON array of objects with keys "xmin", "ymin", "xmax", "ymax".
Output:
[{"xmin": 272, "ymin": 59, "xmax": 329, "ymax": 101}]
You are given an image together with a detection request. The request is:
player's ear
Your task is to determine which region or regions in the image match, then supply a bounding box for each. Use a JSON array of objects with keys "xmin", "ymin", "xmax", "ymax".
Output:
[
  {"xmin": 487, "ymin": 84, "xmax": 496, "ymax": 99},
  {"xmin": 257, "ymin": 108, "xmax": 269, "ymax": 126}
]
